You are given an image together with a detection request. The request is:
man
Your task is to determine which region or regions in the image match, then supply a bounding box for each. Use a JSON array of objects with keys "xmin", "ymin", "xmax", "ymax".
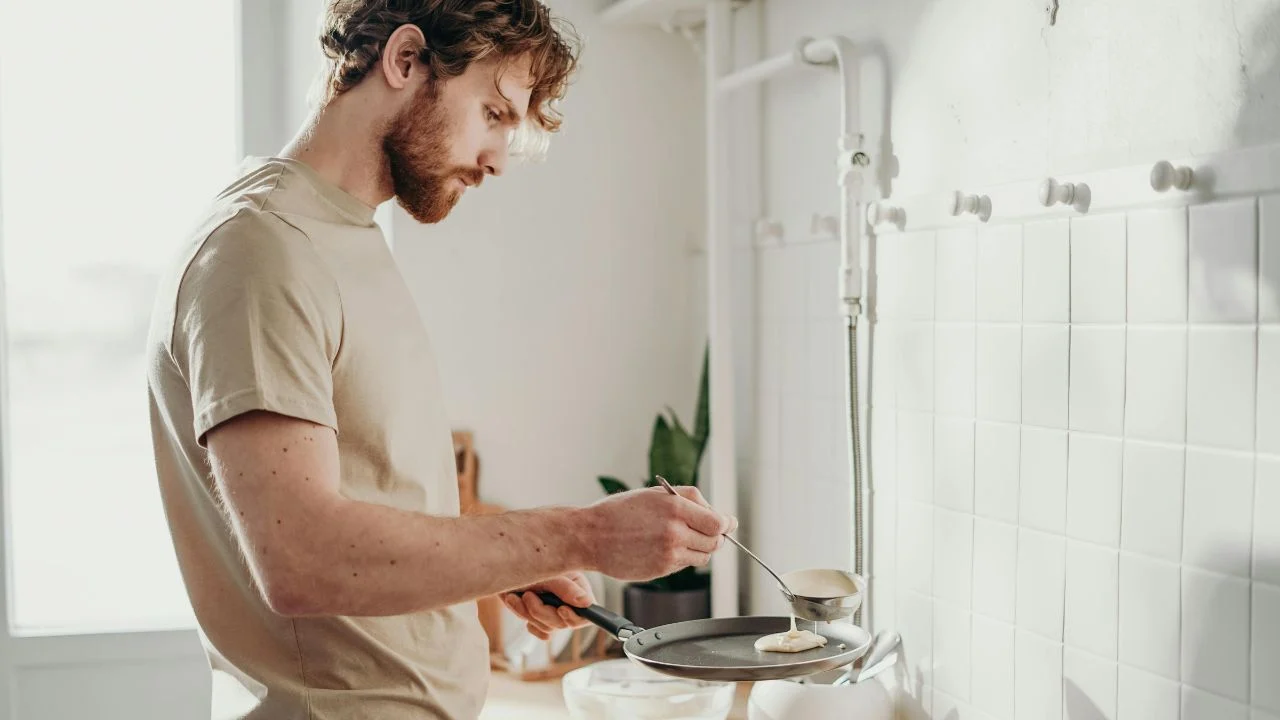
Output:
[{"xmin": 145, "ymin": 2, "xmax": 735, "ymax": 718}]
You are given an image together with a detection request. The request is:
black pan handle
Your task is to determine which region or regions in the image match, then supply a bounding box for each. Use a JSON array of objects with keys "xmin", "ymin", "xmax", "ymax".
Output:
[{"xmin": 537, "ymin": 592, "xmax": 645, "ymax": 640}]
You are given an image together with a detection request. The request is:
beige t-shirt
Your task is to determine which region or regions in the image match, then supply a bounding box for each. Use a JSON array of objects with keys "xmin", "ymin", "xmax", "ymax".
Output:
[{"xmin": 146, "ymin": 156, "xmax": 490, "ymax": 719}]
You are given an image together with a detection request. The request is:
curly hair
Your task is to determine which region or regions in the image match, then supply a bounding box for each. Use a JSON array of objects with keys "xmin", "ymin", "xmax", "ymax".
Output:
[{"xmin": 319, "ymin": 0, "xmax": 581, "ymax": 134}]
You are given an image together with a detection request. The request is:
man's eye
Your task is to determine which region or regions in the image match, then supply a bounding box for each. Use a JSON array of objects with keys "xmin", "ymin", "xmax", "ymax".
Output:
[{"xmin": 485, "ymin": 107, "xmax": 499, "ymax": 123}]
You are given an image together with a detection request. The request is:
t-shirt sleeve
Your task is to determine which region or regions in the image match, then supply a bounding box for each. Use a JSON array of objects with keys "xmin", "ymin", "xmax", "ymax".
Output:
[{"xmin": 172, "ymin": 209, "xmax": 343, "ymax": 446}]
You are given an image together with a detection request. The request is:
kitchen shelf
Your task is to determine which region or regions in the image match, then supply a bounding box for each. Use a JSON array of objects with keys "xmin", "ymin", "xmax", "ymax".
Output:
[{"xmin": 599, "ymin": 0, "xmax": 711, "ymax": 27}]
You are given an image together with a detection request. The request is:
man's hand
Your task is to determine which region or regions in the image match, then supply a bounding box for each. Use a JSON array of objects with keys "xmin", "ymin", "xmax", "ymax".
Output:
[
  {"xmin": 501, "ymin": 571, "xmax": 595, "ymax": 640},
  {"xmin": 581, "ymin": 486, "xmax": 737, "ymax": 582}
]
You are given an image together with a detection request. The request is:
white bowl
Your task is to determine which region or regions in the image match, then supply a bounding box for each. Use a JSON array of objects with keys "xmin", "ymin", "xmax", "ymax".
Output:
[{"xmin": 562, "ymin": 659, "xmax": 735, "ymax": 720}]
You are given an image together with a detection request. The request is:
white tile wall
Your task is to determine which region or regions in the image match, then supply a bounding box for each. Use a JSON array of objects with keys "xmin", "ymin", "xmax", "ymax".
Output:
[{"xmin": 860, "ymin": 193, "xmax": 1280, "ymax": 720}]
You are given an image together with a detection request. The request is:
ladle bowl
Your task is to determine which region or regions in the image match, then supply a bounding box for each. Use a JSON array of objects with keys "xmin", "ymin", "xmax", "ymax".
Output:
[{"xmin": 781, "ymin": 568, "xmax": 865, "ymax": 623}]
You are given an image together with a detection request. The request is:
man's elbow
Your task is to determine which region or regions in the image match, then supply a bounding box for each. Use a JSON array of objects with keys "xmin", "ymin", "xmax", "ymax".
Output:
[{"xmin": 257, "ymin": 566, "xmax": 328, "ymax": 618}]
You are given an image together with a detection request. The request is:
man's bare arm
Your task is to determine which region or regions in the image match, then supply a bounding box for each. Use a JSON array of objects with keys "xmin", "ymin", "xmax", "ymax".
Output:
[{"xmin": 205, "ymin": 411, "xmax": 729, "ymax": 618}]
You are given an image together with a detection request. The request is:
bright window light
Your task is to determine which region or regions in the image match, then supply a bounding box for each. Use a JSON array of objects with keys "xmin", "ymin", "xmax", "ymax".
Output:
[{"xmin": 0, "ymin": 0, "xmax": 239, "ymax": 633}]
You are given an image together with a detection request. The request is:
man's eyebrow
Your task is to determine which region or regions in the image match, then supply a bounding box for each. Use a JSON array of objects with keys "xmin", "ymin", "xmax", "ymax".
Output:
[{"xmin": 496, "ymin": 95, "xmax": 525, "ymax": 125}]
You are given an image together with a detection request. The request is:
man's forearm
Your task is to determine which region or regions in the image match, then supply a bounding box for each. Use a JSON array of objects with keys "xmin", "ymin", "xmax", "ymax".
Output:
[{"xmin": 264, "ymin": 496, "xmax": 596, "ymax": 617}]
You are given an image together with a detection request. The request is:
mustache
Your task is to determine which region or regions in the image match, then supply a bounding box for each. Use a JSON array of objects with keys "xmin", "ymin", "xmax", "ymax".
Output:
[{"xmin": 453, "ymin": 168, "xmax": 485, "ymax": 188}]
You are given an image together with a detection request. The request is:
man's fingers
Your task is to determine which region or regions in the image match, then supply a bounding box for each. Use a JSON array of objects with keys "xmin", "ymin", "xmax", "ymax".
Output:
[
  {"xmin": 673, "ymin": 497, "xmax": 730, "ymax": 537},
  {"xmin": 521, "ymin": 592, "xmax": 564, "ymax": 629},
  {"xmin": 540, "ymin": 575, "xmax": 592, "ymax": 608},
  {"xmin": 680, "ymin": 549, "xmax": 712, "ymax": 568},
  {"xmin": 685, "ymin": 530, "xmax": 722, "ymax": 554},
  {"xmin": 502, "ymin": 593, "xmax": 530, "ymax": 621},
  {"xmin": 672, "ymin": 485, "xmax": 711, "ymax": 508}
]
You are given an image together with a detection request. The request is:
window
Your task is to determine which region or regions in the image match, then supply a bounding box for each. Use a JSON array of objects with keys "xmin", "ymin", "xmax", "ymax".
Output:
[{"xmin": 0, "ymin": 0, "xmax": 239, "ymax": 633}]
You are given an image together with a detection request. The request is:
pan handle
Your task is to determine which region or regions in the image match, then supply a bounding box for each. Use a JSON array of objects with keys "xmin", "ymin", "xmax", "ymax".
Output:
[{"xmin": 536, "ymin": 592, "xmax": 645, "ymax": 640}]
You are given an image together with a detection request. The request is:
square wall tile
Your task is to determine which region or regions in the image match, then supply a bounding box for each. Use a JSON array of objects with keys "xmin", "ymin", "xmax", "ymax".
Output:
[
  {"xmin": 1257, "ymin": 458, "xmax": 1280, "ymax": 585},
  {"xmin": 874, "ymin": 236, "xmax": 901, "ymax": 320},
  {"xmin": 1182, "ymin": 567, "xmax": 1250, "ymax": 702},
  {"xmin": 1260, "ymin": 327, "xmax": 1280, "ymax": 455},
  {"xmin": 1067, "ymin": 434, "xmax": 1122, "ymax": 548},
  {"xmin": 871, "ymin": 323, "xmax": 898, "ymax": 408},
  {"xmin": 899, "ymin": 591, "xmax": 935, "ymax": 687},
  {"xmin": 975, "ymin": 421, "xmax": 1020, "ymax": 524},
  {"xmin": 898, "ymin": 323, "xmax": 936, "ymax": 412},
  {"xmin": 1017, "ymin": 529, "xmax": 1066, "ymax": 641},
  {"xmin": 1071, "ymin": 214, "xmax": 1127, "ymax": 323},
  {"xmin": 1183, "ymin": 448, "xmax": 1254, "ymax": 578},
  {"xmin": 1186, "ymin": 326, "xmax": 1257, "ymax": 451},
  {"xmin": 1118, "ymin": 666, "xmax": 1179, "ymax": 720},
  {"xmin": 1262, "ymin": 194, "xmax": 1280, "ymax": 321},
  {"xmin": 977, "ymin": 326, "xmax": 1022, "ymax": 423},
  {"xmin": 934, "ymin": 600, "xmax": 972, "ymax": 700},
  {"xmin": 1128, "ymin": 207, "xmax": 1189, "ymax": 323},
  {"xmin": 1183, "ymin": 686, "xmax": 1249, "ymax": 720},
  {"xmin": 1025, "ymin": 219, "xmax": 1071, "ymax": 323},
  {"xmin": 972, "ymin": 615, "xmax": 1015, "ymax": 719},
  {"xmin": 1069, "ymin": 326, "xmax": 1126, "ymax": 435},
  {"xmin": 934, "ymin": 509, "xmax": 974, "ymax": 609},
  {"xmin": 977, "ymin": 224, "xmax": 1023, "ymax": 323},
  {"xmin": 871, "ymin": 407, "xmax": 897, "ymax": 494},
  {"xmin": 1190, "ymin": 199, "xmax": 1258, "ymax": 323},
  {"xmin": 900, "ymin": 501, "xmax": 935, "ymax": 595},
  {"xmin": 937, "ymin": 228, "xmax": 977, "ymax": 321},
  {"xmin": 935, "ymin": 417, "xmax": 976, "ymax": 513},
  {"xmin": 872, "ymin": 490, "xmax": 897, "ymax": 580},
  {"xmin": 1118, "ymin": 554, "xmax": 1180, "ymax": 680},
  {"xmin": 1023, "ymin": 325, "xmax": 1070, "ymax": 428},
  {"xmin": 1020, "ymin": 427, "xmax": 1068, "ymax": 534},
  {"xmin": 1121, "ymin": 441, "xmax": 1185, "ymax": 563},
  {"xmin": 1016, "ymin": 630, "xmax": 1064, "ymax": 720},
  {"xmin": 936, "ymin": 324, "xmax": 977, "ymax": 417},
  {"xmin": 1125, "ymin": 327, "xmax": 1188, "ymax": 443},
  {"xmin": 973, "ymin": 517, "xmax": 1018, "ymax": 623},
  {"xmin": 900, "ymin": 411, "xmax": 935, "ymax": 502},
  {"xmin": 1255, "ymin": 582, "xmax": 1280, "ymax": 714},
  {"xmin": 1065, "ymin": 542, "xmax": 1119, "ymax": 659},
  {"xmin": 903, "ymin": 231, "xmax": 938, "ymax": 321},
  {"xmin": 1063, "ymin": 648, "xmax": 1117, "ymax": 720}
]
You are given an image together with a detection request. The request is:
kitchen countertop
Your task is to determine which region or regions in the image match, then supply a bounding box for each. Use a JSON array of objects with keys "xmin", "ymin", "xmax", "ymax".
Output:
[{"xmin": 480, "ymin": 670, "xmax": 752, "ymax": 719}]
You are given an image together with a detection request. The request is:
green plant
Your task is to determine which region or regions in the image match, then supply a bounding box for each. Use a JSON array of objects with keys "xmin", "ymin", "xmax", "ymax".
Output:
[{"xmin": 596, "ymin": 345, "xmax": 710, "ymax": 592}]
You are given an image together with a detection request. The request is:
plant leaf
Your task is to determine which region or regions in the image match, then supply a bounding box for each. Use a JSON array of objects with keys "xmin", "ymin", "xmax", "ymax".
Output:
[
  {"xmin": 650, "ymin": 414, "xmax": 699, "ymax": 486},
  {"xmin": 598, "ymin": 476, "xmax": 630, "ymax": 495}
]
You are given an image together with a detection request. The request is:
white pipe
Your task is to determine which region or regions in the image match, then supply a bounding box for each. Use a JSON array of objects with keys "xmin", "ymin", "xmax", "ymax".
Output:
[
  {"xmin": 704, "ymin": 0, "xmax": 739, "ymax": 621},
  {"xmin": 715, "ymin": 36, "xmax": 869, "ymax": 309},
  {"xmin": 716, "ymin": 46, "xmax": 802, "ymax": 94}
]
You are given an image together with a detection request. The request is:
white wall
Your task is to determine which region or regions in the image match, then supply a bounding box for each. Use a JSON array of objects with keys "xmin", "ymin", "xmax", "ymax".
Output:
[{"xmin": 749, "ymin": 0, "xmax": 1280, "ymax": 718}]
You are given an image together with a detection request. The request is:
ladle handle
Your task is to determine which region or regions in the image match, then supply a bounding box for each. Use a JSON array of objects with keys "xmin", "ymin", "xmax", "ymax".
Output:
[{"xmin": 720, "ymin": 532, "xmax": 794, "ymax": 598}]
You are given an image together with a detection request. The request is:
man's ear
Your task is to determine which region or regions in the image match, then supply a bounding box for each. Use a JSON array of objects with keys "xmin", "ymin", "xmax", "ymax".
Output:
[{"xmin": 380, "ymin": 24, "xmax": 429, "ymax": 91}]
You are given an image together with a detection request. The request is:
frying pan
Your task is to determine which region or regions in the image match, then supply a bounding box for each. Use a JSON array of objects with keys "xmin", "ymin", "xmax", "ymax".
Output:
[{"xmin": 538, "ymin": 593, "xmax": 873, "ymax": 682}]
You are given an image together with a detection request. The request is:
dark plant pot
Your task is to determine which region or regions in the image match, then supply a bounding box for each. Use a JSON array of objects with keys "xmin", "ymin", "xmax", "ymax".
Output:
[{"xmin": 623, "ymin": 583, "xmax": 711, "ymax": 629}]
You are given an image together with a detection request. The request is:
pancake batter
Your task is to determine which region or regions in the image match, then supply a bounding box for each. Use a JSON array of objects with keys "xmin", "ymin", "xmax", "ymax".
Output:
[{"xmin": 753, "ymin": 615, "xmax": 828, "ymax": 653}]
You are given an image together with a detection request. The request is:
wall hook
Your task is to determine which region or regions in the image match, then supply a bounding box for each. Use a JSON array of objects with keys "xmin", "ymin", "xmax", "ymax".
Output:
[
  {"xmin": 810, "ymin": 213, "xmax": 839, "ymax": 239},
  {"xmin": 1150, "ymin": 160, "xmax": 1194, "ymax": 192},
  {"xmin": 754, "ymin": 218, "xmax": 784, "ymax": 246},
  {"xmin": 945, "ymin": 191, "xmax": 992, "ymax": 222},
  {"xmin": 1039, "ymin": 177, "xmax": 1091, "ymax": 212},
  {"xmin": 866, "ymin": 202, "xmax": 905, "ymax": 228}
]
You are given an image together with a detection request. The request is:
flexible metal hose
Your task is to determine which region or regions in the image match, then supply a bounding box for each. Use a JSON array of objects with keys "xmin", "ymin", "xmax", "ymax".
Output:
[{"xmin": 846, "ymin": 312, "xmax": 865, "ymax": 628}]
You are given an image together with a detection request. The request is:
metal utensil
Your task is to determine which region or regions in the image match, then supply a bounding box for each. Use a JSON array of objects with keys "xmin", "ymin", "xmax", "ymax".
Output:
[
  {"xmin": 539, "ymin": 593, "xmax": 872, "ymax": 682},
  {"xmin": 832, "ymin": 630, "xmax": 901, "ymax": 686},
  {"xmin": 653, "ymin": 476, "xmax": 799, "ymax": 603},
  {"xmin": 779, "ymin": 568, "xmax": 866, "ymax": 623}
]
